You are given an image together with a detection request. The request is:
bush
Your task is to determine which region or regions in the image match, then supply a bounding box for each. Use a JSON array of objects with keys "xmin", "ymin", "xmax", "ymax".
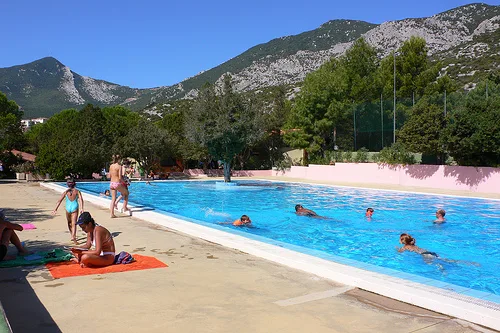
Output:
[
  {"xmin": 341, "ymin": 151, "xmax": 353, "ymax": 162},
  {"xmin": 10, "ymin": 161, "xmax": 35, "ymax": 173},
  {"xmin": 354, "ymin": 147, "xmax": 369, "ymax": 163},
  {"xmin": 374, "ymin": 142, "xmax": 416, "ymax": 165}
]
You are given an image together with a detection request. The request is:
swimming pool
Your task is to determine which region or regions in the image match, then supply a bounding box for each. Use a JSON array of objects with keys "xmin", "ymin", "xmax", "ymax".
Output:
[{"xmin": 75, "ymin": 180, "xmax": 500, "ymax": 296}]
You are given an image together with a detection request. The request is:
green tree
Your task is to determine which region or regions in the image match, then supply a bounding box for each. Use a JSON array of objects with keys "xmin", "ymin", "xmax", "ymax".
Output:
[
  {"xmin": 284, "ymin": 58, "xmax": 350, "ymax": 161},
  {"xmin": 157, "ymin": 100, "xmax": 208, "ymax": 167},
  {"xmin": 398, "ymin": 98, "xmax": 446, "ymax": 163},
  {"xmin": 185, "ymin": 76, "xmax": 261, "ymax": 182},
  {"xmin": 32, "ymin": 109, "xmax": 80, "ymax": 179},
  {"xmin": 0, "ymin": 92, "xmax": 24, "ymax": 151},
  {"xmin": 120, "ymin": 118, "xmax": 170, "ymax": 175},
  {"xmin": 444, "ymin": 81, "xmax": 500, "ymax": 166}
]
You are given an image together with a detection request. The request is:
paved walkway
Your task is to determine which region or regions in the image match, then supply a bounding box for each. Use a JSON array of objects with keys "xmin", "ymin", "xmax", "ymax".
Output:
[{"xmin": 0, "ymin": 181, "xmax": 496, "ymax": 333}]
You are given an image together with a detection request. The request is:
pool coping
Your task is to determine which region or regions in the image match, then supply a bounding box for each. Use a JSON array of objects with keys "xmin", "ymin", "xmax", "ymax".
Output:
[{"xmin": 40, "ymin": 182, "xmax": 500, "ymax": 331}]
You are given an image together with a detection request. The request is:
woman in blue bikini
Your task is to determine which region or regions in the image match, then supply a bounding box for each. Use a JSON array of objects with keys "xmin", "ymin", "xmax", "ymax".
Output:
[
  {"xmin": 71, "ymin": 212, "xmax": 115, "ymax": 267},
  {"xmin": 52, "ymin": 179, "xmax": 84, "ymax": 244}
]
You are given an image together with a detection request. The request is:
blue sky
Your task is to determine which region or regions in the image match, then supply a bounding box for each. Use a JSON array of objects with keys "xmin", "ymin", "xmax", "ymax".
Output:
[{"xmin": 2, "ymin": 0, "xmax": 498, "ymax": 88}]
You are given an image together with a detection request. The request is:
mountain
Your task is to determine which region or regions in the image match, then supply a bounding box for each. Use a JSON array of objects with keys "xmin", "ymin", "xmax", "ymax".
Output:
[
  {"xmin": 0, "ymin": 57, "xmax": 158, "ymax": 117},
  {"xmin": 1, "ymin": 3, "xmax": 499, "ymax": 118}
]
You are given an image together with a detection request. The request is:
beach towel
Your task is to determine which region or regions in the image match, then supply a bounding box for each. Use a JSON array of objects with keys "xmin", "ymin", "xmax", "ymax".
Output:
[
  {"xmin": 0, "ymin": 249, "xmax": 72, "ymax": 268},
  {"xmin": 46, "ymin": 254, "xmax": 167, "ymax": 279},
  {"xmin": 20, "ymin": 223, "xmax": 37, "ymax": 230}
]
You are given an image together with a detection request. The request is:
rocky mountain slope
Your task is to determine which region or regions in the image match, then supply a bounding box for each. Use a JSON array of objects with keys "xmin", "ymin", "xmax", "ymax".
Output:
[{"xmin": 1, "ymin": 3, "xmax": 498, "ymax": 118}]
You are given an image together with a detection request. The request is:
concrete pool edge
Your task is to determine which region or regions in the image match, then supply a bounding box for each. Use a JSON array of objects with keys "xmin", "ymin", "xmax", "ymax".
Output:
[{"xmin": 40, "ymin": 182, "xmax": 500, "ymax": 331}]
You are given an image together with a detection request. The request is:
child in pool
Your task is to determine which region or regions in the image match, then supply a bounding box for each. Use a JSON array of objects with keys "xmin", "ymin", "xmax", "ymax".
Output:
[{"xmin": 397, "ymin": 233, "xmax": 438, "ymax": 257}]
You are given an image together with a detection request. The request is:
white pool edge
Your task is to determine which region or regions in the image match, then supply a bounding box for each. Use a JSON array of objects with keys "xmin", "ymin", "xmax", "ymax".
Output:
[{"xmin": 41, "ymin": 182, "xmax": 500, "ymax": 331}]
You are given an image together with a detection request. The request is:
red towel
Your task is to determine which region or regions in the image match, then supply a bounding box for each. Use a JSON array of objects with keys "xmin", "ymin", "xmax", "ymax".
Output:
[{"xmin": 46, "ymin": 254, "xmax": 167, "ymax": 279}]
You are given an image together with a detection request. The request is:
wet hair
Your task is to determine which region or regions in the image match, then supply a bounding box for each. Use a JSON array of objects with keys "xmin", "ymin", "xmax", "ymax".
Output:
[
  {"xmin": 104, "ymin": 189, "xmax": 110, "ymax": 196},
  {"xmin": 436, "ymin": 209, "xmax": 446, "ymax": 217},
  {"xmin": 366, "ymin": 208, "xmax": 374, "ymax": 213},
  {"xmin": 240, "ymin": 214, "xmax": 250, "ymax": 222},
  {"xmin": 400, "ymin": 233, "xmax": 416, "ymax": 245},
  {"xmin": 295, "ymin": 204, "xmax": 303, "ymax": 211}
]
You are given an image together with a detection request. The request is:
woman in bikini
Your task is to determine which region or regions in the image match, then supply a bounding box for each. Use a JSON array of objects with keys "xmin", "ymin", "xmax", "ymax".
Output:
[
  {"xmin": 109, "ymin": 155, "xmax": 130, "ymax": 217},
  {"xmin": 52, "ymin": 178, "xmax": 84, "ymax": 244},
  {"xmin": 71, "ymin": 212, "xmax": 115, "ymax": 267}
]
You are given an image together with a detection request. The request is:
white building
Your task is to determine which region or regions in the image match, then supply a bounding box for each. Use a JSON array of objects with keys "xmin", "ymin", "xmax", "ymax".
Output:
[{"xmin": 21, "ymin": 117, "xmax": 48, "ymax": 131}]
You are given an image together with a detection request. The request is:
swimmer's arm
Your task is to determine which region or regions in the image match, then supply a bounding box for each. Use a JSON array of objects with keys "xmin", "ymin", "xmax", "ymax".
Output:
[{"xmin": 397, "ymin": 246, "xmax": 406, "ymax": 253}]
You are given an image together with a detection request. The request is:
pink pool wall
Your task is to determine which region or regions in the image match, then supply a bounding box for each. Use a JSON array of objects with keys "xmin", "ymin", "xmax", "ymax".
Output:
[{"xmin": 272, "ymin": 163, "xmax": 500, "ymax": 194}]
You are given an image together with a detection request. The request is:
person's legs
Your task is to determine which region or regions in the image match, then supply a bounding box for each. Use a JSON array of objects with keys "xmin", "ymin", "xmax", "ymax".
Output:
[
  {"xmin": 66, "ymin": 211, "xmax": 75, "ymax": 242},
  {"xmin": 110, "ymin": 189, "xmax": 118, "ymax": 218},
  {"xmin": 117, "ymin": 184, "xmax": 130, "ymax": 213},
  {"xmin": 0, "ymin": 229, "xmax": 16, "ymax": 260},
  {"xmin": 70, "ymin": 211, "xmax": 78, "ymax": 243},
  {"xmin": 8, "ymin": 229, "xmax": 28, "ymax": 254},
  {"xmin": 80, "ymin": 253, "xmax": 114, "ymax": 267},
  {"xmin": 115, "ymin": 195, "xmax": 123, "ymax": 210},
  {"xmin": 0, "ymin": 228, "xmax": 11, "ymax": 246}
]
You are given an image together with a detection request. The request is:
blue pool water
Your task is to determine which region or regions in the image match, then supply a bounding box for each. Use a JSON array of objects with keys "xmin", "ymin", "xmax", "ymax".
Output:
[{"xmin": 75, "ymin": 180, "xmax": 500, "ymax": 296}]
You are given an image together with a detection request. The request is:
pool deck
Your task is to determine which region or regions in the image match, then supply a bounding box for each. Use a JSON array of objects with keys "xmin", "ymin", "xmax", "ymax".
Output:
[{"xmin": 0, "ymin": 180, "xmax": 498, "ymax": 333}]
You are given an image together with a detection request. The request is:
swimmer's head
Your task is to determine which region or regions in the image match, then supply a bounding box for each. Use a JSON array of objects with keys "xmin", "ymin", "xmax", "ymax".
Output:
[
  {"xmin": 240, "ymin": 215, "xmax": 251, "ymax": 223},
  {"xmin": 436, "ymin": 209, "xmax": 446, "ymax": 218},
  {"xmin": 400, "ymin": 233, "xmax": 415, "ymax": 245},
  {"xmin": 104, "ymin": 189, "xmax": 110, "ymax": 196},
  {"xmin": 366, "ymin": 207, "xmax": 374, "ymax": 217},
  {"xmin": 295, "ymin": 204, "xmax": 303, "ymax": 211},
  {"xmin": 66, "ymin": 178, "xmax": 76, "ymax": 188}
]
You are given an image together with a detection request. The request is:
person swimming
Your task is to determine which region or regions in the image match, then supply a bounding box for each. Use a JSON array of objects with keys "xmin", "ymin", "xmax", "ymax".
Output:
[
  {"xmin": 233, "ymin": 215, "xmax": 252, "ymax": 226},
  {"xmin": 365, "ymin": 207, "xmax": 374, "ymax": 218},
  {"xmin": 295, "ymin": 204, "xmax": 318, "ymax": 217},
  {"xmin": 397, "ymin": 233, "xmax": 438, "ymax": 257}
]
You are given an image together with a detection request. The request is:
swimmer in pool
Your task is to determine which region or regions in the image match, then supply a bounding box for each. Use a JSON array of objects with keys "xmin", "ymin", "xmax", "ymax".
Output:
[
  {"xmin": 397, "ymin": 233, "xmax": 438, "ymax": 257},
  {"xmin": 434, "ymin": 209, "xmax": 446, "ymax": 224},
  {"xmin": 295, "ymin": 205, "xmax": 319, "ymax": 217},
  {"xmin": 233, "ymin": 215, "xmax": 252, "ymax": 226},
  {"xmin": 397, "ymin": 233, "xmax": 480, "ymax": 267},
  {"xmin": 365, "ymin": 207, "xmax": 374, "ymax": 218}
]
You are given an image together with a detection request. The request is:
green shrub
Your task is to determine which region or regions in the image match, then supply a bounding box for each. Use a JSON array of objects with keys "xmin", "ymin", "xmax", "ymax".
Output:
[
  {"xmin": 354, "ymin": 147, "xmax": 369, "ymax": 163},
  {"xmin": 375, "ymin": 142, "xmax": 416, "ymax": 165},
  {"xmin": 341, "ymin": 151, "xmax": 353, "ymax": 162}
]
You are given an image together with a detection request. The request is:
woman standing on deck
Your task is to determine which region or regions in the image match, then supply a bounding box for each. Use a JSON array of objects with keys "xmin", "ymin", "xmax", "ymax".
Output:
[{"xmin": 109, "ymin": 155, "xmax": 129, "ymax": 217}]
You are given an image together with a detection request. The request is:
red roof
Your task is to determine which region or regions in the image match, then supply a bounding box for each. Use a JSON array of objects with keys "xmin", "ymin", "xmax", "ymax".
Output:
[{"xmin": 11, "ymin": 150, "xmax": 36, "ymax": 162}]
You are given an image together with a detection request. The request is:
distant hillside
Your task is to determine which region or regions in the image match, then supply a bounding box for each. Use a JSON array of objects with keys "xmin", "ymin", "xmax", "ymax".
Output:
[
  {"xmin": 1, "ymin": 3, "xmax": 498, "ymax": 118},
  {"xmin": 0, "ymin": 57, "xmax": 156, "ymax": 117}
]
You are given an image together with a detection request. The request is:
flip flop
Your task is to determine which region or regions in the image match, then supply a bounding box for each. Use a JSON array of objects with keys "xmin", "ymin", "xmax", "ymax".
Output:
[{"xmin": 0, "ymin": 244, "xmax": 7, "ymax": 262}]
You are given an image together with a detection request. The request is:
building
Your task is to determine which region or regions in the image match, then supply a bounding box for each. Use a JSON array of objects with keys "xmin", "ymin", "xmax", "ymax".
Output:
[{"xmin": 21, "ymin": 117, "xmax": 48, "ymax": 131}]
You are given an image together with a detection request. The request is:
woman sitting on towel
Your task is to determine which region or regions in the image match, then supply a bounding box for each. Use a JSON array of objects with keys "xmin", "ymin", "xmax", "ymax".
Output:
[{"xmin": 71, "ymin": 212, "xmax": 115, "ymax": 267}]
